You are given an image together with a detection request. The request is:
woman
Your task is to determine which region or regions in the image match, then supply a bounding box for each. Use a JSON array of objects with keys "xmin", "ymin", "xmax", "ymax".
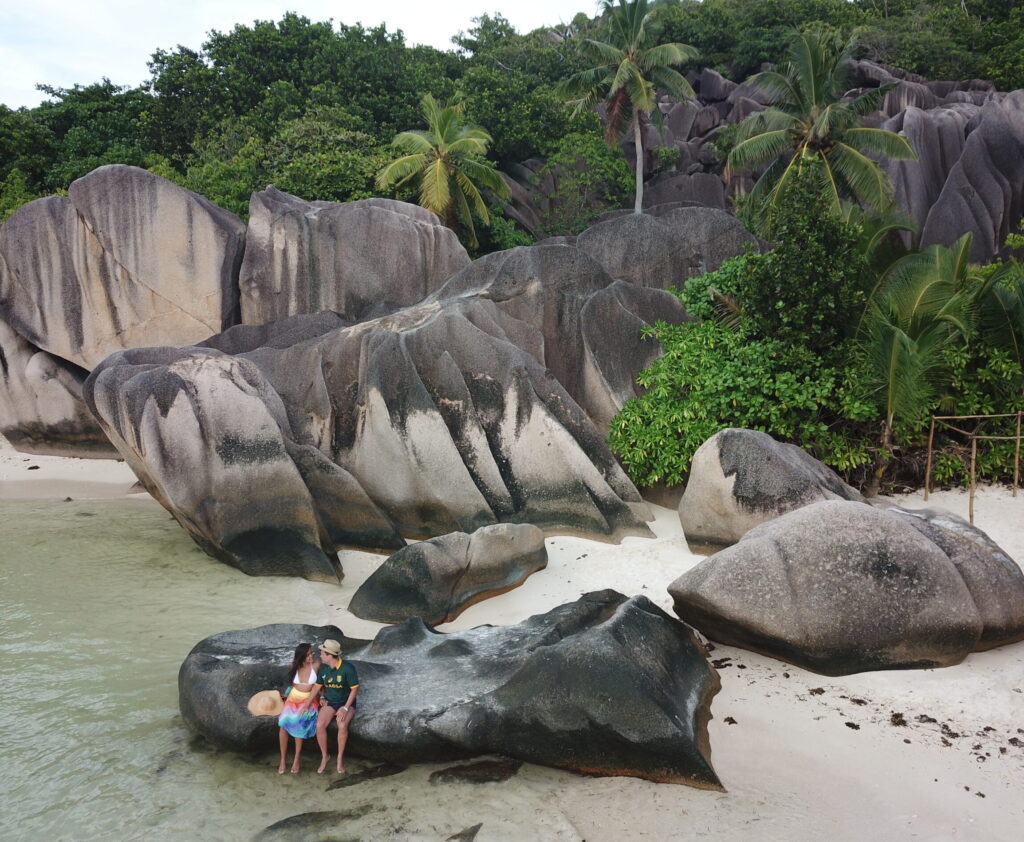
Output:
[{"xmin": 277, "ymin": 643, "xmax": 320, "ymax": 774}]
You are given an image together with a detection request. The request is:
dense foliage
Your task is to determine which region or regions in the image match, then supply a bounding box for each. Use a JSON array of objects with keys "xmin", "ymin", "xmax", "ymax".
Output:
[
  {"xmin": 4, "ymin": 2, "xmax": 1020, "ymax": 226},
  {"xmin": 610, "ymin": 162, "xmax": 1024, "ymax": 491}
]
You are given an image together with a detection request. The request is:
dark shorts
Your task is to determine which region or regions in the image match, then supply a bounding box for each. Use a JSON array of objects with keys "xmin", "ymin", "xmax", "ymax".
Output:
[{"xmin": 324, "ymin": 699, "xmax": 356, "ymax": 712}]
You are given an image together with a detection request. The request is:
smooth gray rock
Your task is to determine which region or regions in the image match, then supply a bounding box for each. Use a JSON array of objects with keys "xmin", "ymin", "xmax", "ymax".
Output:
[
  {"xmin": 670, "ymin": 500, "xmax": 1024, "ymax": 675},
  {"xmin": 84, "ymin": 346, "xmax": 404, "ymax": 581},
  {"xmin": 0, "ymin": 165, "xmax": 244, "ymax": 371},
  {"xmin": 890, "ymin": 506, "xmax": 1024, "ymax": 649},
  {"xmin": 0, "ymin": 316, "xmax": 115, "ymax": 457},
  {"xmin": 679, "ymin": 429, "xmax": 863, "ymax": 547},
  {"xmin": 641, "ymin": 173, "xmax": 727, "ymax": 209},
  {"xmin": 575, "ymin": 207, "xmax": 753, "ymax": 290},
  {"xmin": 239, "ymin": 189, "xmax": 470, "ymax": 325},
  {"xmin": 180, "ymin": 591, "xmax": 723, "ymax": 787},
  {"xmin": 919, "ymin": 91, "xmax": 1024, "ymax": 261},
  {"xmin": 86, "ymin": 244, "xmax": 668, "ymax": 574},
  {"xmin": 698, "ymin": 69, "xmax": 737, "ymax": 102},
  {"xmin": 349, "ymin": 524, "xmax": 547, "ymax": 624}
]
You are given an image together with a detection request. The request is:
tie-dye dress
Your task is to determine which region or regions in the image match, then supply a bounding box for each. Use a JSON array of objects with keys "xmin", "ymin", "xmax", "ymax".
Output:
[{"xmin": 277, "ymin": 668, "xmax": 319, "ymax": 739}]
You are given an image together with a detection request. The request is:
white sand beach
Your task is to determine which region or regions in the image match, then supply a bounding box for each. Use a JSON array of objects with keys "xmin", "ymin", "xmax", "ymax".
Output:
[{"xmin": 2, "ymin": 433, "xmax": 1022, "ymax": 841}]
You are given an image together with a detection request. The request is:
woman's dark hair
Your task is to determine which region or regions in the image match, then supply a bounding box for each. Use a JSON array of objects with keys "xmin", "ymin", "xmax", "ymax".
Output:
[{"xmin": 287, "ymin": 643, "xmax": 312, "ymax": 683}]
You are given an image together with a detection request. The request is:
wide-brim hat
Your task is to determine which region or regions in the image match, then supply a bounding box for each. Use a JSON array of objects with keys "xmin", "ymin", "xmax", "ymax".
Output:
[
  {"xmin": 319, "ymin": 639, "xmax": 342, "ymax": 657},
  {"xmin": 247, "ymin": 690, "xmax": 284, "ymax": 717}
]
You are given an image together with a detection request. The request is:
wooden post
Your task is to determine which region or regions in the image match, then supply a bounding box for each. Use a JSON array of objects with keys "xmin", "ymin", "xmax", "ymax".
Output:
[
  {"xmin": 924, "ymin": 416, "xmax": 936, "ymax": 501},
  {"xmin": 1014, "ymin": 410, "xmax": 1021, "ymax": 499},
  {"xmin": 969, "ymin": 437, "xmax": 977, "ymax": 525}
]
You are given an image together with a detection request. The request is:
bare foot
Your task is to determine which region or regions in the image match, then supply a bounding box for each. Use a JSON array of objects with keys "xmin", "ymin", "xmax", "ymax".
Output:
[
  {"xmin": 290, "ymin": 761, "xmax": 301, "ymax": 774},
  {"xmin": 336, "ymin": 761, "xmax": 345, "ymax": 774},
  {"xmin": 278, "ymin": 763, "xmax": 286, "ymax": 775},
  {"xmin": 317, "ymin": 755, "xmax": 329, "ymax": 774}
]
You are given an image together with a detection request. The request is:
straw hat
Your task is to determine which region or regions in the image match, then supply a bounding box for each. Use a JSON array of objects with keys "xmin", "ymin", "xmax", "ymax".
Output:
[
  {"xmin": 319, "ymin": 639, "xmax": 342, "ymax": 657},
  {"xmin": 247, "ymin": 690, "xmax": 284, "ymax": 717}
]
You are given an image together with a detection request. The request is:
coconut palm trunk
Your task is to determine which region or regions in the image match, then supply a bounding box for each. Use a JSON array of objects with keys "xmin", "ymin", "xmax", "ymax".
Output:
[{"xmin": 632, "ymin": 109, "xmax": 643, "ymax": 212}]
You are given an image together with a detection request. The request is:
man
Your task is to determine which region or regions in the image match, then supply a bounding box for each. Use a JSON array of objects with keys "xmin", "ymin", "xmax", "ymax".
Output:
[{"xmin": 315, "ymin": 638, "xmax": 359, "ymax": 774}]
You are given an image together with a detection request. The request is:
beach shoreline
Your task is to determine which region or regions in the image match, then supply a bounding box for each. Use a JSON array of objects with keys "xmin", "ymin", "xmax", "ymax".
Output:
[{"xmin": 2, "ymin": 434, "xmax": 1023, "ymax": 840}]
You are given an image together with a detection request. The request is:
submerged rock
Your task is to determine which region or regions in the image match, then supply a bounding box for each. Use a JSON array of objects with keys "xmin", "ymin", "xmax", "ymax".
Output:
[
  {"xmin": 180, "ymin": 591, "xmax": 723, "ymax": 788},
  {"xmin": 348, "ymin": 524, "xmax": 547, "ymax": 624},
  {"xmin": 679, "ymin": 428, "xmax": 863, "ymax": 547},
  {"xmin": 669, "ymin": 500, "xmax": 1024, "ymax": 675}
]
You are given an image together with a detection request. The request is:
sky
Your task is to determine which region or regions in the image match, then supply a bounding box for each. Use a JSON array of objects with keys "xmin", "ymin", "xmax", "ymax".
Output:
[{"xmin": 0, "ymin": 1, "xmax": 601, "ymax": 110}]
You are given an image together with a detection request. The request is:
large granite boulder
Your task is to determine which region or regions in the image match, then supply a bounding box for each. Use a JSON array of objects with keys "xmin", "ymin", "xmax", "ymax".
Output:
[
  {"xmin": 348, "ymin": 524, "xmax": 547, "ymax": 624},
  {"xmin": 669, "ymin": 500, "xmax": 1024, "ymax": 675},
  {"xmin": 180, "ymin": 591, "xmax": 723, "ymax": 788},
  {"xmin": 179, "ymin": 623, "xmax": 357, "ymax": 751},
  {"xmin": 86, "ymin": 243, "xmax": 675, "ymax": 574},
  {"xmin": 0, "ymin": 165, "xmax": 245, "ymax": 370},
  {"xmin": 575, "ymin": 207, "xmax": 755, "ymax": 290},
  {"xmin": 83, "ymin": 345, "xmax": 404, "ymax": 580},
  {"xmin": 0, "ymin": 316, "xmax": 114, "ymax": 456},
  {"xmin": 679, "ymin": 429, "xmax": 863, "ymax": 547},
  {"xmin": 239, "ymin": 189, "xmax": 470, "ymax": 325},
  {"xmin": 918, "ymin": 91, "xmax": 1024, "ymax": 261}
]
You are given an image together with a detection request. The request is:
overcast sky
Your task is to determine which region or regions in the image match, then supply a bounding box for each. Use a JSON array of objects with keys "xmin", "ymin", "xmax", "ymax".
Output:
[{"xmin": 0, "ymin": 1, "xmax": 600, "ymax": 109}]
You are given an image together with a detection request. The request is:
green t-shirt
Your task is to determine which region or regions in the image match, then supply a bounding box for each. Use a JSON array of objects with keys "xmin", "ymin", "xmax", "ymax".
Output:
[{"xmin": 318, "ymin": 660, "xmax": 359, "ymax": 705}]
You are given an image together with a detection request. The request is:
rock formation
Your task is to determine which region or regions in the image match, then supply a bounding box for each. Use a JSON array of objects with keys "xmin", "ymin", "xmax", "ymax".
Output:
[
  {"xmin": 348, "ymin": 524, "xmax": 547, "ymax": 624},
  {"xmin": 669, "ymin": 500, "xmax": 1024, "ymax": 675},
  {"xmin": 0, "ymin": 165, "xmax": 245, "ymax": 370},
  {"xmin": 239, "ymin": 189, "xmax": 470, "ymax": 325},
  {"xmin": 574, "ymin": 207, "xmax": 756, "ymax": 290},
  {"xmin": 0, "ymin": 165, "xmax": 245, "ymax": 455},
  {"xmin": 85, "ymin": 241, "xmax": 692, "ymax": 574},
  {"xmin": 679, "ymin": 428, "xmax": 864, "ymax": 546},
  {"xmin": 180, "ymin": 591, "xmax": 723, "ymax": 788}
]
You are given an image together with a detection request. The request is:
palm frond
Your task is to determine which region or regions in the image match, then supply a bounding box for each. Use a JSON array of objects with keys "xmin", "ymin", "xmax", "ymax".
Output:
[
  {"xmin": 641, "ymin": 43, "xmax": 698, "ymax": 72},
  {"xmin": 727, "ymin": 129, "xmax": 795, "ymax": 174},
  {"xmin": 846, "ymin": 82, "xmax": 897, "ymax": 118},
  {"xmin": 375, "ymin": 153, "xmax": 427, "ymax": 190},
  {"xmin": 419, "ymin": 157, "xmax": 452, "ymax": 217},
  {"xmin": 827, "ymin": 142, "xmax": 895, "ymax": 212},
  {"xmin": 842, "ymin": 127, "xmax": 916, "ymax": 161},
  {"xmin": 745, "ymin": 70, "xmax": 802, "ymax": 109},
  {"xmin": 649, "ymin": 65, "xmax": 695, "ymax": 100}
]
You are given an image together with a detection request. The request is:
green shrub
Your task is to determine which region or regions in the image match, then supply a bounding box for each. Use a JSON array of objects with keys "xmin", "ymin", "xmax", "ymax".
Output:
[{"xmin": 608, "ymin": 320, "xmax": 871, "ymax": 487}]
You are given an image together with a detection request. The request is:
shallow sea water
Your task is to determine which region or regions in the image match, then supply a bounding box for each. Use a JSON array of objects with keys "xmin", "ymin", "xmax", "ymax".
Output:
[{"xmin": 0, "ymin": 499, "xmax": 580, "ymax": 841}]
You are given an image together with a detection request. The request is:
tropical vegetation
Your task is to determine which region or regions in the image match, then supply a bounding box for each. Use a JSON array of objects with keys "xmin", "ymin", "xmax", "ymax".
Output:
[
  {"xmin": 561, "ymin": 0, "xmax": 698, "ymax": 212},
  {"xmin": 376, "ymin": 94, "xmax": 508, "ymax": 248},
  {"xmin": 726, "ymin": 25, "xmax": 915, "ymax": 227}
]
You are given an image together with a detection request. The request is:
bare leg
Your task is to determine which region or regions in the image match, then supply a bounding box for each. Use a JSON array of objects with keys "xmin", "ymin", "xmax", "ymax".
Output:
[
  {"xmin": 315, "ymin": 706, "xmax": 336, "ymax": 774},
  {"xmin": 336, "ymin": 708, "xmax": 355, "ymax": 773},
  {"xmin": 291, "ymin": 737, "xmax": 304, "ymax": 773},
  {"xmin": 278, "ymin": 727, "xmax": 288, "ymax": 774}
]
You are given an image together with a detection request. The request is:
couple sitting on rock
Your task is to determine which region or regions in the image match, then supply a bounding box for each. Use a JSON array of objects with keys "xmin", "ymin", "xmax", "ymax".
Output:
[{"xmin": 277, "ymin": 638, "xmax": 359, "ymax": 774}]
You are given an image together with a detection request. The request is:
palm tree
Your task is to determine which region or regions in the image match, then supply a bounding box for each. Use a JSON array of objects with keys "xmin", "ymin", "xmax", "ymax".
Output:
[
  {"xmin": 858, "ymin": 233, "xmax": 1024, "ymax": 492},
  {"xmin": 561, "ymin": 0, "xmax": 698, "ymax": 213},
  {"xmin": 727, "ymin": 25, "xmax": 915, "ymax": 226},
  {"xmin": 376, "ymin": 94, "xmax": 508, "ymax": 248}
]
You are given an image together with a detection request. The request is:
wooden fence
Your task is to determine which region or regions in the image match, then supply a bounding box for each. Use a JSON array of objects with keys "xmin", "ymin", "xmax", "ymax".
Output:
[{"xmin": 924, "ymin": 412, "xmax": 1022, "ymax": 524}]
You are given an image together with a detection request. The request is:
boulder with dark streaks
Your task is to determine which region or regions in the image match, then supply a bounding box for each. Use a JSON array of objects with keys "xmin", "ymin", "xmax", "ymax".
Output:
[
  {"xmin": 239, "ymin": 189, "xmax": 469, "ymax": 325},
  {"xmin": 180, "ymin": 592, "xmax": 724, "ymax": 788},
  {"xmin": 348, "ymin": 524, "xmax": 547, "ymax": 625},
  {"xmin": 679, "ymin": 429, "xmax": 863, "ymax": 547},
  {"xmin": 0, "ymin": 316, "xmax": 115, "ymax": 457},
  {"xmin": 670, "ymin": 500, "xmax": 1024, "ymax": 675},
  {"xmin": 0, "ymin": 165, "xmax": 244, "ymax": 370},
  {"xmin": 918, "ymin": 91, "xmax": 1024, "ymax": 261},
  {"xmin": 85, "ymin": 241, "xmax": 675, "ymax": 573}
]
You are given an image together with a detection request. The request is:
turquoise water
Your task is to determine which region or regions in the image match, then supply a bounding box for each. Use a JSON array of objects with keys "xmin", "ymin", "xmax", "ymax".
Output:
[
  {"xmin": 0, "ymin": 499, "xmax": 349, "ymax": 840},
  {"xmin": 0, "ymin": 499, "xmax": 582, "ymax": 841}
]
